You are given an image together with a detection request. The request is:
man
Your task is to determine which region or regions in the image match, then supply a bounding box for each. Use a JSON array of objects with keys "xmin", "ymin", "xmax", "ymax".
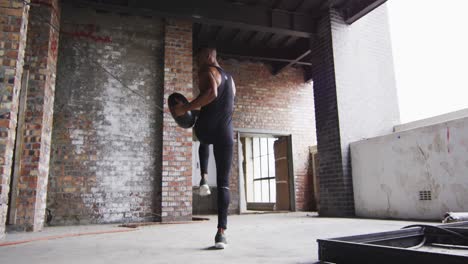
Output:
[{"xmin": 173, "ymin": 46, "xmax": 235, "ymax": 249}]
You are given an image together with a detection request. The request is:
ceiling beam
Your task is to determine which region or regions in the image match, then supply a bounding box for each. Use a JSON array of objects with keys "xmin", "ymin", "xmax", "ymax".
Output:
[
  {"xmin": 214, "ymin": 37, "xmax": 310, "ymax": 60},
  {"xmin": 266, "ymin": 34, "xmax": 287, "ymax": 48},
  {"xmin": 273, "ymin": 49, "xmax": 311, "ymax": 75},
  {"xmin": 214, "ymin": 38, "xmax": 312, "ymax": 75},
  {"xmin": 261, "ymin": 33, "xmax": 275, "ymax": 45},
  {"xmin": 193, "ymin": 23, "xmax": 202, "ymax": 39},
  {"xmin": 248, "ymin": 31, "xmax": 265, "ymax": 46},
  {"xmin": 212, "ymin": 26, "xmax": 223, "ymax": 41},
  {"xmin": 64, "ymin": 0, "xmax": 316, "ymax": 38},
  {"xmin": 272, "ymin": 0, "xmax": 283, "ymax": 9},
  {"xmin": 292, "ymin": 0, "xmax": 307, "ymax": 11},
  {"xmin": 244, "ymin": 31, "xmax": 257, "ymax": 44},
  {"xmin": 283, "ymin": 36, "xmax": 299, "ymax": 47},
  {"xmin": 198, "ymin": 24, "xmax": 213, "ymax": 41},
  {"xmin": 338, "ymin": 0, "xmax": 388, "ymax": 24},
  {"xmin": 193, "ymin": 16, "xmax": 312, "ymax": 38},
  {"xmin": 228, "ymin": 29, "xmax": 241, "ymax": 42},
  {"xmin": 214, "ymin": 27, "xmax": 234, "ymax": 42},
  {"xmin": 218, "ymin": 53, "xmax": 312, "ymax": 66}
]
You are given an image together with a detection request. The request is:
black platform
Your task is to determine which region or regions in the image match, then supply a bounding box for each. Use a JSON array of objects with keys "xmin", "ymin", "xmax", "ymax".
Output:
[{"xmin": 318, "ymin": 221, "xmax": 468, "ymax": 264}]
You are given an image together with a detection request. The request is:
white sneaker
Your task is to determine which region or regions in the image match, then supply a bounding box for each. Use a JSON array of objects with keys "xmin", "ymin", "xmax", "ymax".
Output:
[
  {"xmin": 199, "ymin": 178, "xmax": 211, "ymax": 196},
  {"xmin": 215, "ymin": 232, "xmax": 227, "ymax": 249}
]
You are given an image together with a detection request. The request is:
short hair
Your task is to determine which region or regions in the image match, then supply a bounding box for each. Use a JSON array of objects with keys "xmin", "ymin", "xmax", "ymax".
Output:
[{"xmin": 196, "ymin": 42, "xmax": 217, "ymax": 54}]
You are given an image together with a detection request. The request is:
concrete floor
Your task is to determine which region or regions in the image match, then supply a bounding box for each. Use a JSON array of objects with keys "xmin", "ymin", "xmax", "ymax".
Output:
[{"xmin": 0, "ymin": 212, "xmax": 436, "ymax": 264}]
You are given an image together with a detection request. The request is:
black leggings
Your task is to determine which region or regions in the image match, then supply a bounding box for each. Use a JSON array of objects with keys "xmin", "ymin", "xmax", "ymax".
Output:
[{"xmin": 198, "ymin": 142, "xmax": 233, "ymax": 230}]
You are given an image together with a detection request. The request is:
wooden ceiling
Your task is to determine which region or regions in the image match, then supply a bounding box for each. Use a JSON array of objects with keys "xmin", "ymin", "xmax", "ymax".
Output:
[{"xmin": 64, "ymin": 0, "xmax": 388, "ymax": 79}]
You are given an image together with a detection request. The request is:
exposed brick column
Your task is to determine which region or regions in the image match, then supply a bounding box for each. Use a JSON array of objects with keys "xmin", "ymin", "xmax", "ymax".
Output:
[
  {"xmin": 310, "ymin": 11, "xmax": 349, "ymax": 216},
  {"xmin": 161, "ymin": 19, "xmax": 193, "ymax": 221},
  {"xmin": 0, "ymin": 0, "xmax": 30, "ymax": 239},
  {"xmin": 311, "ymin": 5, "xmax": 399, "ymax": 217},
  {"xmin": 12, "ymin": 0, "xmax": 60, "ymax": 231}
]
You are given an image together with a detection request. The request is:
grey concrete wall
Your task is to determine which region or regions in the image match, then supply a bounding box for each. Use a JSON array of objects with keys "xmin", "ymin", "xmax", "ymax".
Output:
[
  {"xmin": 352, "ymin": 116, "xmax": 468, "ymax": 220},
  {"xmin": 47, "ymin": 6, "xmax": 164, "ymax": 225}
]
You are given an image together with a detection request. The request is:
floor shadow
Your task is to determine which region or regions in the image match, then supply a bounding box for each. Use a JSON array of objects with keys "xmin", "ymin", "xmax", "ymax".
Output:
[{"xmin": 202, "ymin": 246, "xmax": 223, "ymax": 250}]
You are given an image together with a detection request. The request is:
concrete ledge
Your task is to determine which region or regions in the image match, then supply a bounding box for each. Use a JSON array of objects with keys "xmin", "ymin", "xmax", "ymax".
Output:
[{"xmin": 394, "ymin": 108, "xmax": 468, "ymax": 132}]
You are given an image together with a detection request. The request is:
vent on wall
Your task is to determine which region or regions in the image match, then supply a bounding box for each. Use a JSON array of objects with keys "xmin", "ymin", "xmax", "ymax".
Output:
[{"xmin": 419, "ymin": 190, "xmax": 432, "ymax": 201}]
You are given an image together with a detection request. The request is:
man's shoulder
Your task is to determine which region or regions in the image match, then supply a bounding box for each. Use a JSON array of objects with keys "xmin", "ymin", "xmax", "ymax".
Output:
[
  {"xmin": 200, "ymin": 65, "xmax": 220, "ymax": 72},
  {"xmin": 199, "ymin": 66, "xmax": 222, "ymax": 78}
]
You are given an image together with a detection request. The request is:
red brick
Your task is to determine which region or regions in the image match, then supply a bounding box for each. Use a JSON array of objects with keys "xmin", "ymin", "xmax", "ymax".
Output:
[
  {"xmin": 8, "ymin": 0, "xmax": 60, "ymax": 232},
  {"xmin": 0, "ymin": 0, "xmax": 29, "ymax": 239},
  {"xmin": 161, "ymin": 19, "xmax": 193, "ymax": 222}
]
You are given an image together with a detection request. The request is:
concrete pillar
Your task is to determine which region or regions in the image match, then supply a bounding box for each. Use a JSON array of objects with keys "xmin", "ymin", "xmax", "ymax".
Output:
[
  {"xmin": 311, "ymin": 4, "xmax": 400, "ymax": 216},
  {"xmin": 9, "ymin": 0, "xmax": 60, "ymax": 231},
  {"xmin": 161, "ymin": 19, "xmax": 193, "ymax": 221},
  {"xmin": 0, "ymin": 0, "xmax": 30, "ymax": 239}
]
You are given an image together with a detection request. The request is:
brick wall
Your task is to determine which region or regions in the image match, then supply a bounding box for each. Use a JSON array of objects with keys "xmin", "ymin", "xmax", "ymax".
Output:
[
  {"xmin": 0, "ymin": 0, "xmax": 29, "ymax": 238},
  {"xmin": 161, "ymin": 19, "xmax": 193, "ymax": 222},
  {"xmin": 10, "ymin": 0, "xmax": 60, "ymax": 231},
  {"xmin": 214, "ymin": 59, "xmax": 316, "ymax": 212},
  {"xmin": 309, "ymin": 11, "xmax": 349, "ymax": 216},
  {"xmin": 47, "ymin": 6, "xmax": 164, "ymax": 225}
]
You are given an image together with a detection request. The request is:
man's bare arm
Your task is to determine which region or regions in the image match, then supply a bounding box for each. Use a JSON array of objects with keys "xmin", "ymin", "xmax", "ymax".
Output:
[{"xmin": 183, "ymin": 67, "xmax": 221, "ymax": 112}]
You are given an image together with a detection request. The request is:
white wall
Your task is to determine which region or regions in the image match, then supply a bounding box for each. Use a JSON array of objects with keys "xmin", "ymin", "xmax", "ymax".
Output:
[
  {"xmin": 332, "ymin": 3, "xmax": 401, "ymax": 149},
  {"xmin": 351, "ymin": 116, "xmax": 468, "ymax": 220},
  {"xmin": 192, "ymin": 141, "xmax": 217, "ymax": 186}
]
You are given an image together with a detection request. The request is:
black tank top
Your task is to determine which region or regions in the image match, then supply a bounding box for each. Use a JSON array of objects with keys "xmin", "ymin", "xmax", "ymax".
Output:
[{"xmin": 194, "ymin": 66, "xmax": 234, "ymax": 143}]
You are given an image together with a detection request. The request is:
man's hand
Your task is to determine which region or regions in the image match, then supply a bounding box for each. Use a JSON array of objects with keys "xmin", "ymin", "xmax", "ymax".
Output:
[{"xmin": 173, "ymin": 98, "xmax": 187, "ymax": 117}]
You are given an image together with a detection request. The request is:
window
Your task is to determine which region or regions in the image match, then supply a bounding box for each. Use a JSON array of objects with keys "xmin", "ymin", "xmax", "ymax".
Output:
[{"xmin": 252, "ymin": 137, "xmax": 277, "ymax": 203}]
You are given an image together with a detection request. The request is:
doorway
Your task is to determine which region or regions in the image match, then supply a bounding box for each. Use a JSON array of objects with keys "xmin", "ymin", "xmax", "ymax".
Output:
[{"xmin": 239, "ymin": 133, "xmax": 294, "ymax": 212}]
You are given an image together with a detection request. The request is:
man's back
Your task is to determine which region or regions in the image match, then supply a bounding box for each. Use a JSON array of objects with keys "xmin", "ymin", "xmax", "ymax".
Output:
[{"xmin": 195, "ymin": 66, "xmax": 234, "ymax": 144}]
